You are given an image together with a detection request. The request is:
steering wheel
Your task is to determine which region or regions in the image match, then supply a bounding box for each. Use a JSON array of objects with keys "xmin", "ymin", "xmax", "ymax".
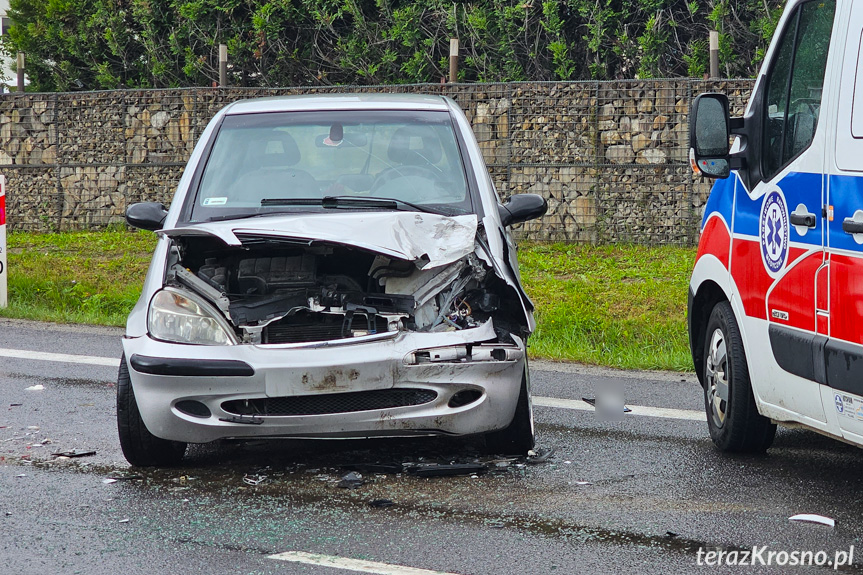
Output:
[{"xmin": 370, "ymin": 165, "xmax": 442, "ymax": 193}]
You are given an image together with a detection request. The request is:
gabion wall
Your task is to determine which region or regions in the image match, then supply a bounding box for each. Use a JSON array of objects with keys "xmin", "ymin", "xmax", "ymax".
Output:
[{"xmin": 0, "ymin": 80, "xmax": 754, "ymax": 245}]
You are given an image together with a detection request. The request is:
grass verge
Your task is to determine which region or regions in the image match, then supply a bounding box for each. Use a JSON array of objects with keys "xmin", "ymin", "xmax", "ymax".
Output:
[{"xmin": 1, "ymin": 231, "xmax": 695, "ymax": 371}]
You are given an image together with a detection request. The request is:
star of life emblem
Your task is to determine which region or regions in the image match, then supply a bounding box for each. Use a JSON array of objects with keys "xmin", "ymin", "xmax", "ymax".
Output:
[{"xmin": 760, "ymin": 189, "xmax": 788, "ymax": 276}]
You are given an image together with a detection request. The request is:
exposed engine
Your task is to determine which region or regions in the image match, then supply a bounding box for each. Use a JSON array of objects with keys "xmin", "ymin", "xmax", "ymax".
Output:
[{"xmin": 165, "ymin": 234, "xmax": 518, "ymax": 345}]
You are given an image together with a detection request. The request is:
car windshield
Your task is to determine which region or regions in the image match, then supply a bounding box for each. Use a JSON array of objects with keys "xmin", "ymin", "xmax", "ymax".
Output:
[{"xmin": 188, "ymin": 109, "xmax": 473, "ymax": 221}]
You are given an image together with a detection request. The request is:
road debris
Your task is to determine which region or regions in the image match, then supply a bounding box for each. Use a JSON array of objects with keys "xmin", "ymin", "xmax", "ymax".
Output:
[
  {"xmin": 789, "ymin": 514, "xmax": 835, "ymax": 528},
  {"xmin": 526, "ymin": 447, "xmax": 555, "ymax": 464},
  {"xmin": 24, "ymin": 385, "xmax": 44, "ymax": 391},
  {"xmin": 51, "ymin": 449, "xmax": 96, "ymax": 458},
  {"xmin": 242, "ymin": 474, "xmax": 269, "ymax": 486},
  {"xmin": 369, "ymin": 499, "xmax": 394, "ymax": 508},
  {"xmin": 337, "ymin": 471, "xmax": 364, "ymax": 489},
  {"xmin": 408, "ymin": 463, "xmax": 487, "ymax": 478},
  {"xmin": 118, "ymin": 518, "xmax": 130, "ymax": 524}
]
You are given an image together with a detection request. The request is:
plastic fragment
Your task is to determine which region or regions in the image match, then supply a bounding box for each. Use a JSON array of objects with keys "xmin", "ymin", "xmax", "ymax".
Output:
[
  {"xmin": 337, "ymin": 471, "xmax": 364, "ymax": 489},
  {"xmin": 409, "ymin": 463, "xmax": 487, "ymax": 478},
  {"xmin": 118, "ymin": 518, "xmax": 130, "ymax": 524},
  {"xmin": 789, "ymin": 514, "xmax": 835, "ymax": 528},
  {"xmin": 526, "ymin": 447, "xmax": 555, "ymax": 464},
  {"xmin": 24, "ymin": 385, "xmax": 44, "ymax": 391},
  {"xmin": 242, "ymin": 474, "xmax": 269, "ymax": 486},
  {"xmin": 52, "ymin": 449, "xmax": 96, "ymax": 458},
  {"xmin": 575, "ymin": 481, "xmax": 592, "ymax": 485}
]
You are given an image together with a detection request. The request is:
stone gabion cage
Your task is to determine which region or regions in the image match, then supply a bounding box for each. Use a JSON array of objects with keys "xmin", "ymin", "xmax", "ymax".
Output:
[{"xmin": 0, "ymin": 80, "xmax": 753, "ymax": 245}]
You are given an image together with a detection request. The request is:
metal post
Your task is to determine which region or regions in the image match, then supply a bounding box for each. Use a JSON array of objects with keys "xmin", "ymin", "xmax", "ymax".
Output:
[
  {"xmin": 0, "ymin": 174, "xmax": 7, "ymax": 308},
  {"xmin": 449, "ymin": 39, "xmax": 459, "ymax": 83},
  {"xmin": 219, "ymin": 44, "xmax": 228, "ymax": 87},
  {"xmin": 16, "ymin": 52, "xmax": 25, "ymax": 92},
  {"xmin": 709, "ymin": 31, "xmax": 720, "ymax": 79}
]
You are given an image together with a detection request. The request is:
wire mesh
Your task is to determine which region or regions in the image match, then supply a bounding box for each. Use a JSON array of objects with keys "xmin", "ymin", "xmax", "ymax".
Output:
[{"xmin": 0, "ymin": 79, "xmax": 757, "ymax": 244}]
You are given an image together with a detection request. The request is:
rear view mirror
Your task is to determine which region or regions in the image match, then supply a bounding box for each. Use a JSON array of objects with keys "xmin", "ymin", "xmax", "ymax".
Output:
[
  {"xmin": 314, "ymin": 133, "xmax": 369, "ymax": 148},
  {"xmin": 126, "ymin": 202, "xmax": 168, "ymax": 231},
  {"xmin": 690, "ymin": 93, "xmax": 731, "ymax": 179}
]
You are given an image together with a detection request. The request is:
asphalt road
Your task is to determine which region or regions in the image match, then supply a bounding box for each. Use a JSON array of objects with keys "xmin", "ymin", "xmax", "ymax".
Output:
[{"xmin": 1, "ymin": 318, "xmax": 862, "ymax": 575}]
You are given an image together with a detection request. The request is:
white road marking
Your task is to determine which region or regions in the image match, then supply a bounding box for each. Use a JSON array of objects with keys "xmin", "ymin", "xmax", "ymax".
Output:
[
  {"xmin": 0, "ymin": 348, "xmax": 118, "ymax": 367},
  {"xmin": 532, "ymin": 396, "xmax": 706, "ymax": 422},
  {"xmin": 0, "ymin": 346, "xmax": 705, "ymax": 421},
  {"xmin": 268, "ymin": 551, "xmax": 461, "ymax": 574}
]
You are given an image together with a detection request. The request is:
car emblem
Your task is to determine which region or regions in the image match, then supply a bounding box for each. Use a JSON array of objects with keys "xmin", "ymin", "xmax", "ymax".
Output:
[{"xmin": 760, "ymin": 189, "xmax": 788, "ymax": 276}]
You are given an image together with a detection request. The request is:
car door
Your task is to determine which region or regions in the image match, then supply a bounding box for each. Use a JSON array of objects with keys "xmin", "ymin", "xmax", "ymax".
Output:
[
  {"xmin": 825, "ymin": 0, "xmax": 863, "ymax": 440},
  {"xmin": 731, "ymin": 0, "xmax": 835, "ymax": 423}
]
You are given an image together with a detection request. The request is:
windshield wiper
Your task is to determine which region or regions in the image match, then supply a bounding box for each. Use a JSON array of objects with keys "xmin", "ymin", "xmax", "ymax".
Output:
[{"xmin": 320, "ymin": 195, "xmax": 453, "ymax": 216}]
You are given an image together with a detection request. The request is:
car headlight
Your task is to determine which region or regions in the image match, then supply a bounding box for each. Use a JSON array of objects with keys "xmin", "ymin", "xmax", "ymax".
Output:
[{"xmin": 148, "ymin": 288, "xmax": 237, "ymax": 345}]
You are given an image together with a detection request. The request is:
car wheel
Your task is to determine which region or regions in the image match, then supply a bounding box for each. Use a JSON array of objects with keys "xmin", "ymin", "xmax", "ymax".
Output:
[
  {"xmin": 484, "ymin": 362, "xmax": 536, "ymax": 455},
  {"xmin": 703, "ymin": 302, "xmax": 776, "ymax": 453},
  {"xmin": 117, "ymin": 354, "xmax": 187, "ymax": 467}
]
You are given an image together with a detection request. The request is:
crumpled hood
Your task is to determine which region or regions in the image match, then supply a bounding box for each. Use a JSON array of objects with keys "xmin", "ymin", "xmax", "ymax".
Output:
[{"xmin": 160, "ymin": 212, "xmax": 479, "ymax": 269}]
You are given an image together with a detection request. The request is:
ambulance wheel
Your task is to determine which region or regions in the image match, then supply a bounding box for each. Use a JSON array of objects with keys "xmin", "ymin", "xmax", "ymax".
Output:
[
  {"xmin": 117, "ymin": 354, "xmax": 187, "ymax": 467},
  {"xmin": 484, "ymin": 363, "xmax": 535, "ymax": 455},
  {"xmin": 703, "ymin": 302, "xmax": 776, "ymax": 453}
]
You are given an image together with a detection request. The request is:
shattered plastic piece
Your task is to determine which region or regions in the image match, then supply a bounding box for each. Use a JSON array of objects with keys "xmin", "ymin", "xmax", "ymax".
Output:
[
  {"xmin": 102, "ymin": 478, "xmax": 117, "ymax": 484},
  {"xmin": 118, "ymin": 518, "xmax": 130, "ymax": 524},
  {"xmin": 104, "ymin": 473, "xmax": 144, "ymax": 481},
  {"xmin": 337, "ymin": 471, "xmax": 364, "ymax": 489},
  {"xmin": 789, "ymin": 514, "xmax": 835, "ymax": 528},
  {"xmin": 242, "ymin": 474, "xmax": 269, "ymax": 486},
  {"xmin": 563, "ymin": 461, "xmax": 572, "ymax": 465},
  {"xmin": 410, "ymin": 463, "xmax": 487, "ymax": 478},
  {"xmin": 526, "ymin": 447, "xmax": 555, "ymax": 464},
  {"xmin": 24, "ymin": 385, "xmax": 44, "ymax": 391},
  {"xmin": 15, "ymin": 474, "xmax": 26, "ymax": 478},
  {"xmin": 575, "ymin": 481, "xmax": 592, "ymax": 486},
  {"xmin": 369, "ymin": 499, "xmax": 394, "ymax": 508},
  {"xmin": 51, "ymin": 449, "xmax": 96, "ymax": 458}
]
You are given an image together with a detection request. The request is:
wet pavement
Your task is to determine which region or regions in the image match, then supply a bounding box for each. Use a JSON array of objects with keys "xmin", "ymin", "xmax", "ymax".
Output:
[{"xmin": 2, "ymin": 318, "xmax": 862, "ymax": 574}]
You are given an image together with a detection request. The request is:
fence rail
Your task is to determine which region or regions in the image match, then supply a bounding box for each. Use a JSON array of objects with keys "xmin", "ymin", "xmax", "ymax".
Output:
[{"xmin": 0, "ymin": 79, "xmax": 755, "ymax": 244}]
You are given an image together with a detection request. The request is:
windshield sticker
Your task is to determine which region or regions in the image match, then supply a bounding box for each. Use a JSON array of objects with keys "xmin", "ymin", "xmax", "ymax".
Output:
[
  {"xmin": 202, "ymin": 197, "xmax": 228, "ymax": 206},
  {"xmin": 760, "ymin": 188, "xmax": 788, "ymax": 277}
]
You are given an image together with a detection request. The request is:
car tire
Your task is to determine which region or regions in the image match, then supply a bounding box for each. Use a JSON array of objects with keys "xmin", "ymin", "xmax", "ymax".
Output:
[
  {"xmin": 703, "ymin": 301, "xmax": 776, "ymax": 453},
  {"xmin": 117, "ymin": 354, "xmax": 187, "ymax": 467},
  {"xmin": 484, "ymin": 363, "xmax": 536, "ymax": 455}
]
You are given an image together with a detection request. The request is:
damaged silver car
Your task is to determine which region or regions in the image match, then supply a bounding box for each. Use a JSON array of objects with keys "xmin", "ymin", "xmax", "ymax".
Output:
[{"xmin": 118, "ymin": 94, "xmax": 547, "ymax": 466}]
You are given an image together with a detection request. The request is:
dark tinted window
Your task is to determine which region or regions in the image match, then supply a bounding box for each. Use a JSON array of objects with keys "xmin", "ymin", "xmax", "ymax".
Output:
[{"xmin": 762, "ymin": 0, "xmax": 836, "ymax": 181}]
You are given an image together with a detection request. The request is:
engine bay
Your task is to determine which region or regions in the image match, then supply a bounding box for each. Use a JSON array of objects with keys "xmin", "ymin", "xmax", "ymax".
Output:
[{"xmin": 164, "ymin": 234, "xmax": 522, "ymax": 345}]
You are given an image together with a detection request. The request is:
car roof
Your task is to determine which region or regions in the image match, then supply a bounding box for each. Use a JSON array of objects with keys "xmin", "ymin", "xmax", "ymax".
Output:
[{"xmin": 224, "ymin": 93, "xmax": 451, "ymax": 115}]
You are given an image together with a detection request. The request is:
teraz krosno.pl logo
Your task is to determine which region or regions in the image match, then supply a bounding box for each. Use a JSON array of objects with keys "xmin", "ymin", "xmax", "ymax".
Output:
[{"xmin": 697, "ymin": 546, "xmax": 854, "ymax": 568}]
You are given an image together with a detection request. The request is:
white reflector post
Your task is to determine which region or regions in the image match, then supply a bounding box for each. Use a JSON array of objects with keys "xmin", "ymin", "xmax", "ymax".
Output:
[{"xmin": 0, "ymin": 174, "xmax": 6, "ymax": 308}]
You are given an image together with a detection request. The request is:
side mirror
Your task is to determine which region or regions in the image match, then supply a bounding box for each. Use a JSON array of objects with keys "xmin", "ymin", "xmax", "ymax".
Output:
[
  {"xmin": 690, "ymin": 93, "xmax": 731, "ymax": 179},
  {"xmin": 126, "ymin": 202, "xmax": 168, "ymax": 231},
  {"xmin": 498, "ymin": 194, "xmax": 548, "ymax": 227}
]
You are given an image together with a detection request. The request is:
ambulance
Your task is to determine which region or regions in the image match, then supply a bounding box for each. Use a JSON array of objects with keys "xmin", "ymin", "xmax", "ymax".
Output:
[{"xmin": 688, "ymin": 0, "xmax": 863, "ymax": 452}]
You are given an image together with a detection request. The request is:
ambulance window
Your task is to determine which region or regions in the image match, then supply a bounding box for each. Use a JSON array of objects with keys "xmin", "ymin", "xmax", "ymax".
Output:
[
  {"xmin": 762, "ymin": 0, "xmax": 836, "ymax": 181},
  {"xmin": 852, "ymin": 31, "xmax": 863, "ymax": 138}
]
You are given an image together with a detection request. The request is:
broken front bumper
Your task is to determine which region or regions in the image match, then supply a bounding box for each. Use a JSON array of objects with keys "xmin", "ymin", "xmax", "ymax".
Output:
[{"xmin": 122, "ymin": 320, "xmax": 525, "ymax": 444}]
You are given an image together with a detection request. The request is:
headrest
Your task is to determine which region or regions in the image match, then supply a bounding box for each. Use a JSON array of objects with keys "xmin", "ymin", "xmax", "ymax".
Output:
[
  {"xmin": 247, "ymin": 130, "xmax": 301, "ymax": 168},
  {"xmin": 387, "ymin": 126, "xmax": 442, "ymax": 165}
]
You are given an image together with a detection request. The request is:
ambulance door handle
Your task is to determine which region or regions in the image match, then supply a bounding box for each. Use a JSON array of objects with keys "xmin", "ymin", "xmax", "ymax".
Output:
[
  {"xmin": 842, "ymin": 218, "xmax": 863, "ymax": 234},
  {"xmin": 790, "ymin": 213, "xmax": 816, "ymax": 228}
]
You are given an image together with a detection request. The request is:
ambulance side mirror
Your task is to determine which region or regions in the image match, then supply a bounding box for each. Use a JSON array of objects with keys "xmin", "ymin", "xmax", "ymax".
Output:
[{"xmin": 690, "ymin": 93, "xmax": 731, "ymax": 179}]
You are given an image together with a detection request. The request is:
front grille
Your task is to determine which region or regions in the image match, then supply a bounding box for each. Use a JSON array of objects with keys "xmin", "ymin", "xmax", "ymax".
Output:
[
  {"xmin": 222, "ymin": 389, "xmax": 438, "ymax": 416},
  {"xmin": 264, "ymin": 313, "xmax": 389, "ymax": 344}
]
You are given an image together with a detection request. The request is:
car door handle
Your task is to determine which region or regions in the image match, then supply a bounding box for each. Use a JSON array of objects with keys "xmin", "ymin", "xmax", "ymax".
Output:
[
  {"xmin": 790, "ymin": 213, "xmax": 816, "ymax": 228},
  {"xmin": 843, "ymin": 218, "xmax": 863, "ymax": 234}
]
